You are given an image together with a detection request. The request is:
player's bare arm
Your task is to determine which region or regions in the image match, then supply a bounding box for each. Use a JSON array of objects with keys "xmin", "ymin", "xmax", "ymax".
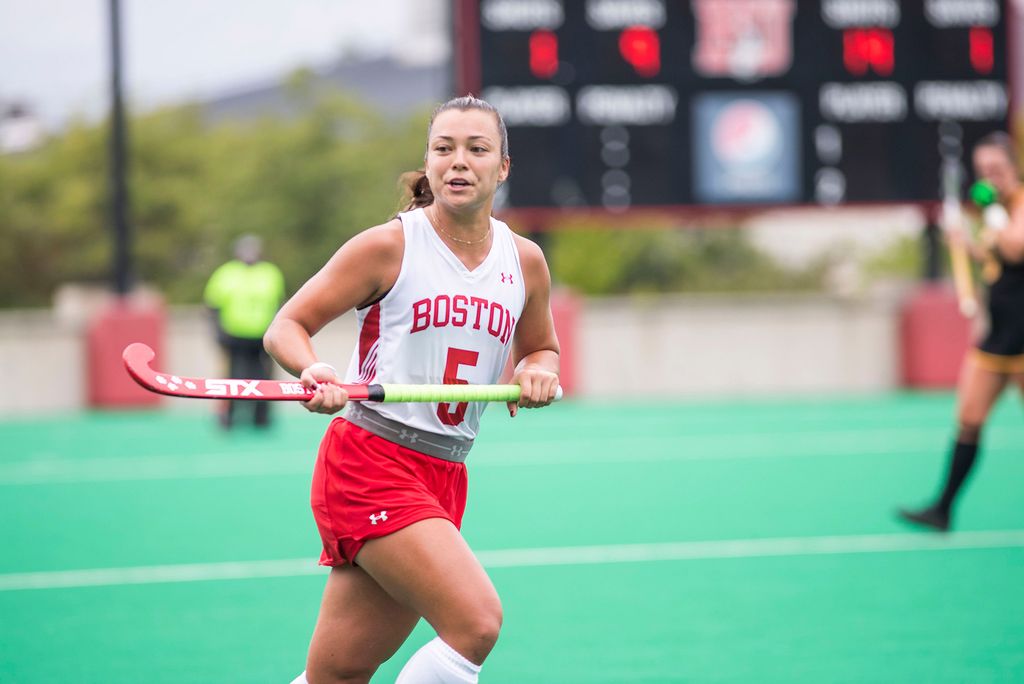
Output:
[
  {"xmin": 994, "ymin": 202, "xmax": 1024, "ymax": 263},
  {"xmin": 265, "ymin": 220, "xmax": 403, "ymax": 373},
  {"xmin": 264, "ymin": 220, "xmax": 404, "ymax": 414},
  {"xmin": 509, "ymin": 234, "xmax": 560, "ymax": 413}
]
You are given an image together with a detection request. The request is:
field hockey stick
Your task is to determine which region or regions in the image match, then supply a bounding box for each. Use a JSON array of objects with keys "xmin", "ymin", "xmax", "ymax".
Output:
[
  {"xmin": 123, "ymin": 343, "xmax": 562, "ymax": 403},
  {"xmin": 947, "ymin": 221, "xmax": 978, "ymax": 317},
  {"xmin": 940, "ymin": 152, "xmax": 978, "ymax": 318}
]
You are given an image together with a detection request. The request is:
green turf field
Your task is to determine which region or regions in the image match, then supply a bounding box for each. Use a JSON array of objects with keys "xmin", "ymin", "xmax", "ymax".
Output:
[{"xmin": 2, "ymin": 393, "xmax": 1023, "ymax": 683}]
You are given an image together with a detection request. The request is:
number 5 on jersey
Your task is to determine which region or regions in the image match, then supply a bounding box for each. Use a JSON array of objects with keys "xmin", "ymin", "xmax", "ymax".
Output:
[{"xmin": 437, "ymin": 347, "xmax": 478, "ymax": 426}]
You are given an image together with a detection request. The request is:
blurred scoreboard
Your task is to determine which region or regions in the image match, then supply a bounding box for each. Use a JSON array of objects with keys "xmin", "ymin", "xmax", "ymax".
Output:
[{"xmin": 454, "ymin": 0, "xmax": 1013, "ymax": 210}]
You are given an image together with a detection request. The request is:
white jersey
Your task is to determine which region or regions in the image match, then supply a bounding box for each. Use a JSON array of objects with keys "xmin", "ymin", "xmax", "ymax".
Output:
[{"xmin": 342, "ymin": 207, "xmax": 526, "ymax": 452}]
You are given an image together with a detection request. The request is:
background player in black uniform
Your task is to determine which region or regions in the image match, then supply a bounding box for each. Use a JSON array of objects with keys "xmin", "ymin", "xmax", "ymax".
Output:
[{"xmin": 899, "ymin": 132, "xmax": 1024, "ymax": 531}]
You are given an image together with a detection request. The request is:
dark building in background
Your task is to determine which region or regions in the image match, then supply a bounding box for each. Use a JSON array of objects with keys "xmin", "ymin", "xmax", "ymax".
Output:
[{"xmin": 203, "ymin": 56, "xmax": 450, "ymax": 123}]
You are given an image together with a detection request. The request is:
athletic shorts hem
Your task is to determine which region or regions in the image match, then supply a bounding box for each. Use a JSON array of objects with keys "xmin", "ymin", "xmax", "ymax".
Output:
[
  {"xmin": 971, "ymin": 348, "xmax": 1024, "ymax": 373},
  {"xmin": 319, "ymin": 513, "xmax": 457, "ymax": 567}
]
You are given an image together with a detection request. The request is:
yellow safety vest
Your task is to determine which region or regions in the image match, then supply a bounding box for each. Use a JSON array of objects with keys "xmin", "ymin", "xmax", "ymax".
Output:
[{"xmin": 204, "ymin": 260, "xmax": 285, "ymax": 339}]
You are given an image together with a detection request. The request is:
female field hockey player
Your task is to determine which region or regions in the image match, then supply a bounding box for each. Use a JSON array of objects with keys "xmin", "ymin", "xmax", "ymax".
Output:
[
  {"xmin": 899, "ymin": 131, "xmax": 1024, "ymax": 532},
  {"xmin": 264, "ymin": 96, "xmax": 560, "ymax": 684}
]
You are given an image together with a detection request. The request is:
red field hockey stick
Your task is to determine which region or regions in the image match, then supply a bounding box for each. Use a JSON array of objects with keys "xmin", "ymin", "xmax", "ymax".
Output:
[{"xmin": 123, "ymin": 343, "xmax": 562, "ymax": 403}]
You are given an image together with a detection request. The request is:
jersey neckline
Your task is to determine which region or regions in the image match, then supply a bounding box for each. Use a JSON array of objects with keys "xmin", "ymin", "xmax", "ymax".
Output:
[{"xmin": 414, "ymin": 207, "xmax": 501, "ymax": 278}]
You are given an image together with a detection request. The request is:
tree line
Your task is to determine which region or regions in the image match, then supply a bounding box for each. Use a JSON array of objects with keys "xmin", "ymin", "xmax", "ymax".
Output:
[
  {"xmin": 0, "ymin": 86, "xmax": 427, "ymax": 308},
  {"xmin": 1, "ymin": 81, "xmax": 859, "ymax": 310}
]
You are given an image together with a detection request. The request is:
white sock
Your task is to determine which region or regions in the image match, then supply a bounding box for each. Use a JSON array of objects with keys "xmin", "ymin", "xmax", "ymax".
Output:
[
  {"xmin": 288, "ymin": 671, "xmax": 308, "ymax": 684},
  {"xmin": 394, "ymin": 637, "xmax": 482, "ymax": 684}
]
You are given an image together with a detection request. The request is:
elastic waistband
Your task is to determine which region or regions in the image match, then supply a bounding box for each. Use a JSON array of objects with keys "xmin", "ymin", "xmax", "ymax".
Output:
[{"xmin": 343, "ymin": 403, "xmax": 474, "ymax": 463}]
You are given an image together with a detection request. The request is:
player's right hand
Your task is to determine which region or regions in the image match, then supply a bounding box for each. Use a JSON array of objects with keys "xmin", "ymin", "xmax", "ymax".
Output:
[{"xmin": 300, "ymin": 365, "xmax": 348, "ymax": 414}]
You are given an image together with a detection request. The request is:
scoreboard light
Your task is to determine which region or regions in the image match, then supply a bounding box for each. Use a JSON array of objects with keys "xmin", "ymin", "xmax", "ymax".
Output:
[
  {"xmin": 457, "ymin": 0, "xmax": 1014, "ymax": 211},
  {"xmin": 969, "ymin": 27, "xmax": 995, "ymax": 73},
  {"xmin": 529, "ymin": 29, "xmax": 559, "ymax": 79},
  {"xmin": 842, "ymin": 29, "xmax": 895, "ymax": 76},
  {"xmin": 619, "ymin": 26, "xmax": 662, "ymax": 77}
]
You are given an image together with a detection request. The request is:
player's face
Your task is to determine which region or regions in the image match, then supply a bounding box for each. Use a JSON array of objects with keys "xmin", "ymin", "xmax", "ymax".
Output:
[
  {"xmin": 425, "ymin": 109, "xmax": 510, "ymax": 212},
  {"xmin": 973, "ymin": 145, "xmax": 1019, "ymax": 199}
]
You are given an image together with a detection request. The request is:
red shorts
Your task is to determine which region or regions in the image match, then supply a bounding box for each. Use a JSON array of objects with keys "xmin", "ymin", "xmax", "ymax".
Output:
[{"xmin": 311, "ymin": 417, "xmax": 468, "ymax": 566}]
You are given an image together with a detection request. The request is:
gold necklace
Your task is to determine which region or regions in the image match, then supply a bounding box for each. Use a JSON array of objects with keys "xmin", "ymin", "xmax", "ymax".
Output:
[{"xmin": 429, "ymin": 210, "xmax": 491, "ymax": 246}]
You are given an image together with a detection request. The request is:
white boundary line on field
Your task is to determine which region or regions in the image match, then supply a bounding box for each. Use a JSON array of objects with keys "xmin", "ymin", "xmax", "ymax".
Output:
[{"xmin": 2, "ymin": 529, "xmax": 1023, "ymax": 592}]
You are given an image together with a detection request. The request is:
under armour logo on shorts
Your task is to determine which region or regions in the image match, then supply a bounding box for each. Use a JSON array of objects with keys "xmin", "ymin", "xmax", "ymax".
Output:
[{"xmin": 369, "ymin": 511, "xmax": 388, "ymax": 525}]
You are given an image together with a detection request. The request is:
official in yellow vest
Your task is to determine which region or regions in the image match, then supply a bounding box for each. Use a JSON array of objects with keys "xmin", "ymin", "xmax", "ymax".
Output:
[{"xmin": 204, "ymin": 235, "xmax": 286, "ymax": 428}]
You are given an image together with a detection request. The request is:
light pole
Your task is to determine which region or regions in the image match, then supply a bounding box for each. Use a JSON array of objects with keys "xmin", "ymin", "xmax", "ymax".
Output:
[
  {"xmin": 85, "ymin": 0, "xmax": 162, "ymax": 410},
  {"xmin": 108, "ymin": 0, "xmax": 132, "ymax": 295}
]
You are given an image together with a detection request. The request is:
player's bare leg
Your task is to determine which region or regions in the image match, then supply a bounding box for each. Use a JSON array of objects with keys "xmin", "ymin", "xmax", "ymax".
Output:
[
  {"xmin": 899, "ymin": 355, "xmax": 1008, "ymax": 531},
  {"xmin": 302, "ymin": 564, "xmax": 420, "ymax": 684},
  {"xmin": 1012, "ymin": 371, "xmax": 1024, "ymax": 398},
  {"xmin": 356, "ymin": 518, "xmax": 502, "ymax": 681}
]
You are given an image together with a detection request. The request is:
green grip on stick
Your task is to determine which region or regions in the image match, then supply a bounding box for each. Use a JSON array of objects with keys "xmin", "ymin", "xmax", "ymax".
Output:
[{"xmin": 378, "ymin": 384, "xmax": 524, "ymax": 403}]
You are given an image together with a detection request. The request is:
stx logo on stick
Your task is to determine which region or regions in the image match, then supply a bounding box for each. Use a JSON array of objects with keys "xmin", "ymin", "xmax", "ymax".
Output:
[{"xmin": 204, "ymin": 379, "xmax": 264, "ymax": 397}]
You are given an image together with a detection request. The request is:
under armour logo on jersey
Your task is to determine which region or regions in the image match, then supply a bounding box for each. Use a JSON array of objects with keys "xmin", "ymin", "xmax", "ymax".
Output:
[
  {"xmin": 500, "ymin": 272, "xmax": 514, "ymax": 285},
  {"xmin": 369, "ymin": 511, "xmax": 388, "ymax": 525}
]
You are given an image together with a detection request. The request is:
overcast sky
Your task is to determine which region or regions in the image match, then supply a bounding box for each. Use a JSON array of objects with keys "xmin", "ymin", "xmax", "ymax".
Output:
[
  {"xmin": 0, "ymin": 0, "xmax": 429, "ymax": 126},
  {"xmin": 3, "ymin": 1, "xmax": 1022, "ymax": 129}
]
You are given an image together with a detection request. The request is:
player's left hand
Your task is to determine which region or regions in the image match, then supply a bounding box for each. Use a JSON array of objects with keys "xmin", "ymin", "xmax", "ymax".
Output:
[{"xmin": 508, "ymin": 368, "xmax": 560, "ymax": 417}]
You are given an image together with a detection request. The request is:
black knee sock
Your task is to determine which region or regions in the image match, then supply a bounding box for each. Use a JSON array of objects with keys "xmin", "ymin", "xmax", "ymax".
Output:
[{"xmin": 936, "ymin": 440, "xmax": 979, "ymax": 514}]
